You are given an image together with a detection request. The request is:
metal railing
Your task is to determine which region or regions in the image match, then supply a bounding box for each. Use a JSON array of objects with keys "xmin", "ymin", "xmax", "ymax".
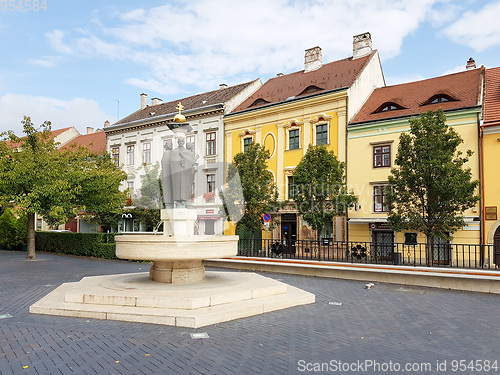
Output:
[{"xmin": 237, "ymin": 239, "xmax": 496, "ymax": 269}]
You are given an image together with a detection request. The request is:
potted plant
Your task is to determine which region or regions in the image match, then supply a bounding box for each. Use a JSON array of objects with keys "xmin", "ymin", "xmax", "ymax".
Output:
[{"xmin": 203, "ymin": 192, "xmax": 215, "ymax": 202}]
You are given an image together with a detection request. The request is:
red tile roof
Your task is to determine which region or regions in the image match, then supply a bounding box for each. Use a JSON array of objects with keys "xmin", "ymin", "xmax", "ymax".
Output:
[
  {"xmin": 232, "ymin": 52, "xmax": 376, "ymax": 114},
  {"xmin": 484, "ymin": 67, "xmax": 500, "ymax": 127},
  {"xmin": 350, "ymin": 68, "xmax": 484, "ymax": 125},
  {"xmin": 60, "ymin": 131, "xmax": 106, "ymax": 154},
  {"xmin": 4, "ymin": 126, "xmax": 74, "ymax": 148},
  {"xmin": 113, "ymin": 80, "xmax": 259, "ymax": 126}
]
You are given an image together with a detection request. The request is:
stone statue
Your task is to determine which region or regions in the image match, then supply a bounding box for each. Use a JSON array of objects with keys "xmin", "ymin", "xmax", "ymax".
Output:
[
  {"xmin": 161, "ymin": 139, "xmax": 173, "ymax": 207},
  {"xmin": 162, "ymin": 137, "xmax": 198, "ymax": 208}
]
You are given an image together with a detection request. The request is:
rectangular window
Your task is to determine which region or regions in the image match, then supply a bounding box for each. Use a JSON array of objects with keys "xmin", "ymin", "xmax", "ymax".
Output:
[
  {"xmin": 289, "ymin": 129, "xmax": 300, "ymax": 150},
  {"xmin": 243, "ymin": 137, "xmax": 252, "ymax": 152},
  {"xmin": 373, "ymin": 145, "xmax": 391, "ymax": 168},
  {"xmin": 127, "ymin": 145, "xmax": 135, "ymax": 165},
  {"xmin": 111, "ymin": 147, "xmax": 119, "ymax": 167},
  {"xmin": 186, "ymin": 135, "xmax": 195, "ymax": 150},
  {"xmin": 142, "ymin": 143, "xmax": 151, "ymax": 165},
  {"xmin": 206, "ymin": 132, "xmax": 216, "ymax": 156},
  {"xmin": 207, "ymin": 174, "xmax": 215, "ymax": 193},
  {"xmin": 127, "ymin": 181, "xmax": 134, "ymax": 195},
  {"xmin": 316, "ymin": 124, "xmax": 328, "ymax": 145},
  {"xmin": 288, "ymin": 176, "xmax": 298, "ymax": 200},
  {"xmin": 373, "ymin": 185, "xmax": 389, "ymax": 212},
  {"xmin": 404, "ymin": 232, "xmax": 418, "ymax": 245}
]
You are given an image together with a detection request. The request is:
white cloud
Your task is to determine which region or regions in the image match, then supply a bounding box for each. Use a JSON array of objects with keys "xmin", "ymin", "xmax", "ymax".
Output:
[
  {"xmin": 45, "ymin": 30, "xmax": 73, "ymax": 55},
  {"xmin": 44, "ymin": 0, "xmax": 441, "ymax": 95},
  {"xmin": 443, "ymin": 1, "xmax": 500, "ymax": 51},
  {"xmin": 386, "ymin": 74, "xmax": 427, "ymax": 86},
  {"xmin": 0, "ymin": 94, "xmax": 115, "ymax": 135},
  {"xmin": 28, "ymin": 59, "xmax": 56, "ymax": 67},
  {"xmin": 443, "ymin": 64, "xmax": 466, "ymax": 76}
]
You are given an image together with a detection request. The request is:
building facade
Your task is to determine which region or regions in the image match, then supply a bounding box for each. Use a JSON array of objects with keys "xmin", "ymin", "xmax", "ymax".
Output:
[
  {"xmin": 482, "ymin": 67, "xmax": 500, "ymax": 266},
  {"xmin": 104, "ymin": 80, "xmax": 262, "ymax": 235},
  {"xmin": 347, "ymin": 64, "xmax": 485, "ymax": 259},
  {"xmin": 224, "ymin": 33, "xmax": 385, "ymax": 243}
]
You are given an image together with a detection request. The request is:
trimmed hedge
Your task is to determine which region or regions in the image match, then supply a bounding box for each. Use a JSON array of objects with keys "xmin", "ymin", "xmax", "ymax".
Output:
[{"xmin": 35, "ymin": 232, "xmax": 120, "ymax": 259}]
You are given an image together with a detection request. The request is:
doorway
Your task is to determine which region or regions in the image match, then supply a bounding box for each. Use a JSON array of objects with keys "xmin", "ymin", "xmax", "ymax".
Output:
[
  {"xmin": 281, "ymin": 213, "xmax": 297, "ymax": 255},
  {"xmin": 495, "ymin": 227, "xmax": 500, "ymax": 267},
  {"xmin": 372, "ymin": 230, "xmax": 394, "ymax": 261}
]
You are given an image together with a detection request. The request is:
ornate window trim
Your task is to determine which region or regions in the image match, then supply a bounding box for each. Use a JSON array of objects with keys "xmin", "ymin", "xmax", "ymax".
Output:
[
  {"xmin": 239, "ymin": 128, "xmax": 256, "ymax": 152},
  {"xmin": 310, "ymin": 114, "xmax": 332, "ymax": 146},
  {"xmin": 284, "ymin": 119, "xmax": 303, "ymax": 151}
]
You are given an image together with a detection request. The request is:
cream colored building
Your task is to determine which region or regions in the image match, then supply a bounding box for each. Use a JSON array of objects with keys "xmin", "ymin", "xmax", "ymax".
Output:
[
  {"xmin": 347, "ymin": 64, "xmax": 485, "ymax": 264},
  {"xmin": 104, "ymin": 81, "xmax": 262, "ymax": 235}
]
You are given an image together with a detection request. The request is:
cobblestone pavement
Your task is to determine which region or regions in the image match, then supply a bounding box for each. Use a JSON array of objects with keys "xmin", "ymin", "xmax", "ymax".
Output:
[{"xmin": 0, "ymin": 250, "xmax": 499, "ymax": 375}]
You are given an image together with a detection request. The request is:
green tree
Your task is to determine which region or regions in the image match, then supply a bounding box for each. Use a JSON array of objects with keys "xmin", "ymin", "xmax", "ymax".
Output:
[
  {"xmin": 220, "ymin": 142, "xmax": 278, "ymax": 236},
  {"xmin": 0, "ymin": 116, "xmax": 127, "ymax": 259},
  {"xmin": 135, "ymin": 163, "xmax": 162, "ymax": 209},
  {"xmin": 387, "ymin": 109, "xmax": 480, "ymax": 260},
  {"xmin": 0, "ymin": 208, "xmax": 18, "ymax": 248},
  {"xmin": 293, "ymin": 144, "xmax": 357, "ymax": 239}
]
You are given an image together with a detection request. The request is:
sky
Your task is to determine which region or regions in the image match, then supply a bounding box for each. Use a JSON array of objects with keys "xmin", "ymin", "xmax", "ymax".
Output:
[{"xmin": 1, "ymin": 0, "xmax": 500, "ymax": 136}]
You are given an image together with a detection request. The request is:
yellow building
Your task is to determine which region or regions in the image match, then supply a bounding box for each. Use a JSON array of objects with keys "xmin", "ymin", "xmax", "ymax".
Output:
[
  {"xmin": 224, "ymin": 33, "xmax": 385, "ymax": 243},
  {"xmin": 347, "ymin": 63, "xmax": 485, "ymax": 264},
  {"xmin": 482, "ymin": 67, "xmax": 500, "ymax": 267}
]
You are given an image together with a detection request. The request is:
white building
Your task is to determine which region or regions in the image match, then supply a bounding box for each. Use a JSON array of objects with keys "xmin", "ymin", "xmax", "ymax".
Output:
[{"xmin": 104, "ymin": 80, "xmax": 262, "ymax": 235}]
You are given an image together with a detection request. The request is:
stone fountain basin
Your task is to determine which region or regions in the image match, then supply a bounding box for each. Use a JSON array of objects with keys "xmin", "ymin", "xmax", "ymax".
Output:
[{"xmin": 115, "ymin": 234, "xmax": 239, "ymax": 261}]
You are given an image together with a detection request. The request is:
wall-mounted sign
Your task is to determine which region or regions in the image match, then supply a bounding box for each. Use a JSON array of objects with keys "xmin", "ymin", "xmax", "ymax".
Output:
[
  {"xmin": 197, "ymin": 215, "xmax": 220, "ymax": 220},
  {"xmin": 485, "ymin": 206, "xmax": 497, "ymax": 221},
  {"xmin": 369, "ymin": 222, "xmax": 391, "ymax": 230}
]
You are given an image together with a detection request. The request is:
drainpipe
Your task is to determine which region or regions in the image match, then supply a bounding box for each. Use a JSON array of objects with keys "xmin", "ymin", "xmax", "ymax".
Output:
[
  {"xmin": 345, "ymin": 96, "xmax": 350, "ymax": 242},
  {"xmin": 479, "ymin": 118, "xmax": 486, "ymax": 266}
]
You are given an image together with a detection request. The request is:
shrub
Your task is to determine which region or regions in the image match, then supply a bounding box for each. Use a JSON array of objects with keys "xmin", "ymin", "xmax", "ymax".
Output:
[{"xmin": 35, "ymin": 232, "xmax": 120, "ymax": 259}]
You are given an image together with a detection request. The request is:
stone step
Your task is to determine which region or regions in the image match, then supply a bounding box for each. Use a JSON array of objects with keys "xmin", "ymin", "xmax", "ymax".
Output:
[{"xmin": 29, "ymin": 272, "xmax": 315, "ymax": 328}]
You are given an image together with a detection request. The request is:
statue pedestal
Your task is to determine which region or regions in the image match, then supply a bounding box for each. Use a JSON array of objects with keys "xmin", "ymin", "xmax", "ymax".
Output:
[
  {"xmin": 161, "ymin": 208, "xmax": 197, "ymax": 237},
  {"xmin": 149, "ymin": 260, "xmax": 205, "ymax": 283}
]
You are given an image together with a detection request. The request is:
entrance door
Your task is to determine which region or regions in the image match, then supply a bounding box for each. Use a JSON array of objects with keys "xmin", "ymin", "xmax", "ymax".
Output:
[
  {"xmin": 495, "ymin": 227, "xmax": 500, "ymax": 267},
  {"xmin": 373, "ymin": 231, "xmax": 394, "ymax": 261},
  {"xmin": 281, "ymin": 213, "xmax": 297, "ymax": 255}
]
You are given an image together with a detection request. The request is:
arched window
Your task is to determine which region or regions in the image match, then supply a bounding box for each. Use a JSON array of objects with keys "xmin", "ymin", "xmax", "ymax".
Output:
[
  {"xmin": 421, "ymin": 94, "xmax": 457, "ymax": 106},
  {"xmin": 298, "ymin": 85, "xmax": 323, "ymax": 96},
  {"xmin": 249, "ymin": 98, "xmax": 270, "ymax": 107},
  {"xmin": 373, "ymin": 102, "xmax": 405, "ymax": 113}
]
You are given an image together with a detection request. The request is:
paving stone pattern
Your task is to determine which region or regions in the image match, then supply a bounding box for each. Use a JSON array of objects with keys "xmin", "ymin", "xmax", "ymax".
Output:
[{"xmin": 0, "ymin": 250, "xmax": 499, "ymax": 374}]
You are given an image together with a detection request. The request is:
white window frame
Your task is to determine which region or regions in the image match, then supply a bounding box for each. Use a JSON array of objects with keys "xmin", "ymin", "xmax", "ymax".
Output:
[
  {"xmin": 126, "ymin": 145, "xmax": 135, "ymax": 166},
  {"xmin": 206, "ymin": 131, "xmax": 216, "ymax": 156},
  {"xmin": 142, "ymin": 142, "xmax": 151, "ymax": 165},
  {"xmin": 310, "ymin": 114, "xmax": 332, "ymax": 146}
]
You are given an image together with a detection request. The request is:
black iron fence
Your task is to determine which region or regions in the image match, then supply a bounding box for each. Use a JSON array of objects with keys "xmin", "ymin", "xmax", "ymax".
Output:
[{"xmin": 237, "ymin": 239, "xmax": 496, "ymax": 269}]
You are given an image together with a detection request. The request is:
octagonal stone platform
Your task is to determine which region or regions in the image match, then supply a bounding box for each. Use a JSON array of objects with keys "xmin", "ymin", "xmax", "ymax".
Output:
[{"xmin": 29, "ymin": 271, "xmax": 315, "ymax": 328}]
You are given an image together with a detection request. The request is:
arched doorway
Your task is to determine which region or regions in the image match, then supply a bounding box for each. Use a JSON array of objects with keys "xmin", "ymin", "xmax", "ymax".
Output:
[{"xmin": 495, "ymin": 226, "xmax": 500, "ymax": 267}]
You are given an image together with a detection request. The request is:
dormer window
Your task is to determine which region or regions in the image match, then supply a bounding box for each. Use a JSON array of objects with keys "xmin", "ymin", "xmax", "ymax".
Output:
[
  {"xmin": 373, "ymin": 102, "xmax": 405, "ymax": 114},
  {"xmin": 298, "ymin": 85, "xmax": 323, "ymax": 96},
  {"xmin": 250, "ymin": 98, "xmax": 270, "ymax": 107},
  {"xmin": 421, "ymin": 94, "xmax": 457, "ymax": 106}
]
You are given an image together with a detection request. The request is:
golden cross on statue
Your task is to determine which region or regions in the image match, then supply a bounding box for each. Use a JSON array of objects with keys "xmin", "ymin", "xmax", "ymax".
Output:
[{"xmin": 177, "ymin": 102, "xmax": 184, "ymax": 115}]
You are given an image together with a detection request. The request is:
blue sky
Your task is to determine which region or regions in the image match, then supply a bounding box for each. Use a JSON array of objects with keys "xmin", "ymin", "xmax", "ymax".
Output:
[{"xmin": 1, "ymin": 0, "xmax": 500, "ymax": 135}]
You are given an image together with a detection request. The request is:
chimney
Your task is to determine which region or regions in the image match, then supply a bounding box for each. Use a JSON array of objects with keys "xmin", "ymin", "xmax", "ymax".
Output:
[
  {"xmin": 104, "ymin": 120, "xmax": 110, "ymax": 128},
  {"xmin": 304, "ymin": 46, "xmax": 322, "ymax": 73},
  {"xmin": 151, "ymin": 97, "xmax": 162, "ymax": 106},
  {"xmin": 87, "ymin": 127, "xmax": 94, "ymax": 135},
  {"xmin": 466, "ymin": 58, "xmax": 476, "ymax": 70},
  {"xmin": 219, "ymin": 84, "xmax": 228, "ymax": 89},
  {"xmin": 277, "ymin": 73, "xmax": 284, "ymax": 77},
  {"xmin": 353, "ymin": 32, "xmax": 372, "ymax": 59},
  {"xmin": 140, "ymin": 93, "xmax": 147, "ymax": 109}
]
